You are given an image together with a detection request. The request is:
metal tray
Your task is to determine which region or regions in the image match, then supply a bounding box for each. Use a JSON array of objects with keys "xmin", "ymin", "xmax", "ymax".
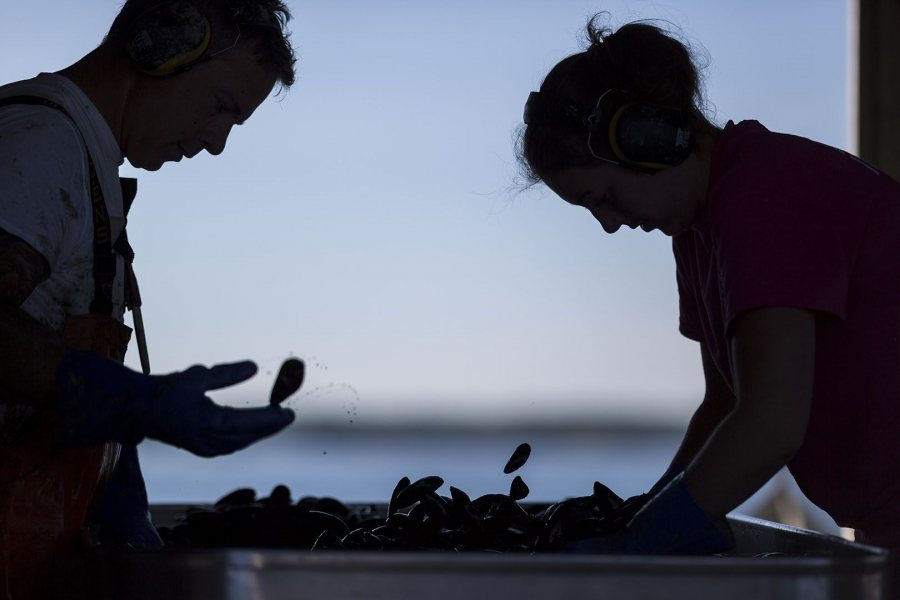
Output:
[{"xmin": 52, "ymin": 508, "xmax": 892, "ymax": 600}]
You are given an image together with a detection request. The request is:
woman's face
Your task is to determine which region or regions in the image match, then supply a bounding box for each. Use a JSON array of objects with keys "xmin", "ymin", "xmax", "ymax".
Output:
[{"xmin": 543, "ymin": 158, "xmax": 708, "ymax": 236}]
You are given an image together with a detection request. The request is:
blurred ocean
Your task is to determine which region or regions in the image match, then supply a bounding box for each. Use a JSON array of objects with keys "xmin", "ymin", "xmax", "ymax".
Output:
[{"xmin": 140, "ymin": 423, "xmax": 843, "ymax": 536}]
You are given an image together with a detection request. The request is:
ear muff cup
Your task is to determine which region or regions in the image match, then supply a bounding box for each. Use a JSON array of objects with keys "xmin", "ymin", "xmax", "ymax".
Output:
[
  {"xmin": 126, "ymin": 1, "xmax": 211, "ymax": 77},
  {"xmin": 607, "ymin": 103, "xmax": 694, "ymax": 170}
]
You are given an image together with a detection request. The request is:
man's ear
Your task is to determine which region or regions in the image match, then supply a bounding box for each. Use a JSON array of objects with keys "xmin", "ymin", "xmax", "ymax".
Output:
[{"xmin": 126, "ymin": 1, "xmax": 211, "ymax": 77}]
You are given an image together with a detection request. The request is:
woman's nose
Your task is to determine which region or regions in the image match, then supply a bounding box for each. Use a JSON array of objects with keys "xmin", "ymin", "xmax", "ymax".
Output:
[{"xmin": 589, "ymin": 206, "xmax": 622, "ymax": 233}]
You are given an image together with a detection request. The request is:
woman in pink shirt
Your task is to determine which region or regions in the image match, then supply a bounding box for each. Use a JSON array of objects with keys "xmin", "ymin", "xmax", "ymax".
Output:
[{"xmin": 519, "ymin": 16, "xmax": 900, "ymax": 552}]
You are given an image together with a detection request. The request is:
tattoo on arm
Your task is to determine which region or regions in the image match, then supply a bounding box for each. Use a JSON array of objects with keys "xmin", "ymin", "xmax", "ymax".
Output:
[{"xmin": 0, "ymin": 228, "xmax": 50, "ymax": 306}]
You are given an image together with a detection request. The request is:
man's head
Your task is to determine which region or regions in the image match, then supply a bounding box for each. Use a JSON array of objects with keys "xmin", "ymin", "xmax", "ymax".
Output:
[
  {"xmin": 105, "ymin": 0, "xmax": 295, "ymax": 86},
  {"xmin": 99, "ymin": 0, "xmax": 297, "ymax": 170}
]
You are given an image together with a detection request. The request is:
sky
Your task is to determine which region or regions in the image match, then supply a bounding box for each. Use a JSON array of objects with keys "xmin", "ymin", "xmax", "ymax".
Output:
[{"xmin": 1, "ymin": 1, "xmax": 850, "ymax": 425}]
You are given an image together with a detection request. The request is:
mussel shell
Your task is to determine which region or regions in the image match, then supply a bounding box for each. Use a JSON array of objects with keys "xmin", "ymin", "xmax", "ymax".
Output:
[
  {"xmin": 161, "ymin": 453, "xmax": 651, "ymax": 554},
  {"xmin": 393, "ymin": 476, "xmax": 444, "ymax": 510},
  {"xmin": 388, "ymin": 476, "xmax": 411, "ymax": 515},
  {"xmin": 419, "ymin": 490, "xmax": 451, "ymax": 522},
  {"xmin": 214, "ymin": 487, "xmax": 256, "ymax": 507},
  {"xmin": 311, "ymin": 530, "xmax": 344, "ymax": 550},
  {"xmin": 509, "ymin": 476, "xmax": 529, "ymax": 501},
  {"xmin": 270, "ymin": 358, "xmax": 305, "ymax": 406},
  {"xmin": 312, "ymin": 497, "xmax": 350, "ymax": 518},
  {"xmin": 265, "ymin": 484, "xmax": 292, "ymax": 507},
  {"xmin": 307, "ymin": 510, "xmax": 350, "ymax": 536},
  {"xmin": 503, "ymin": 443, "xmax": 531, "ymax": 474},
  {"xmin": 592, "ymin": 481, "xmax": 624, "ymax": 514}
]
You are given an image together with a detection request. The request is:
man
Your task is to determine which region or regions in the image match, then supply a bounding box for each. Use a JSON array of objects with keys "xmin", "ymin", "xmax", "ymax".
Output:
[{"xmin": 0, "ymin": 1, "xmax": 297, "ymax": 596}]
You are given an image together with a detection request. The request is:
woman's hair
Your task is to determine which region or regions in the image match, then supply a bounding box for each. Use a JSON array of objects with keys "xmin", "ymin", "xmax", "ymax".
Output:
[
  {"xmin": 104, "ymin": 0, "xmax": 296, "ymax": 89},
  {"xmin": 516, "ymin": 14, "xmax": 714, "ymax": 185}
]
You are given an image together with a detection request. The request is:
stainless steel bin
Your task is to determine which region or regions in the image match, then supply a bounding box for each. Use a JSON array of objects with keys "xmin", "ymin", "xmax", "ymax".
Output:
[{"xmin": 53, "ymin": 509, "xmax": 891, "ymax": 600}]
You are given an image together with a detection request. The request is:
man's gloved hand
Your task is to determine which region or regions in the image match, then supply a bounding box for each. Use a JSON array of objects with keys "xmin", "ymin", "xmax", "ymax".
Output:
[
  {"xmin": 561, "ymin": 473, "xmax": 735, "ymax": 555},
  {"xmin": 56, "ymin": 349, "xmax": 295, "ymax": 457},
  {"xmin": 96, "ymin": 444, "xmax": 163, "ymax": 549}
]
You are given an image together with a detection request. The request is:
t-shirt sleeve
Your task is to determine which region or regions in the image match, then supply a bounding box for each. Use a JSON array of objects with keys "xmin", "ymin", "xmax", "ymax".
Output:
[
  {"xmin": 711, "ymin": 155, "xmax": 865, "ymax": 336},
  {"xmin": 0, "ymin": 106, "xmax": 90, "ymax": 269},
  {"xmin": 673, "ymin": 236, "xmax": 704, "ymax": 342}
]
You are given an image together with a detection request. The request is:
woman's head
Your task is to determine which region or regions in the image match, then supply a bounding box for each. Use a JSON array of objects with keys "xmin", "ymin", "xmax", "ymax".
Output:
[
  {"xmin": 517, "ymin": 16, "xmax": 718, "ymax": 235},
  {"xmin": 519, "ymin": 15, "xmax": 713, "ymax": 180}
]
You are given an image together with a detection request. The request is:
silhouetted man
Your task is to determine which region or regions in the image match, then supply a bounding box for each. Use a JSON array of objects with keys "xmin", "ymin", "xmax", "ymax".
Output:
[{"xmin": 0, "ymin": 2, "xmax": 297, "ymax": 596}]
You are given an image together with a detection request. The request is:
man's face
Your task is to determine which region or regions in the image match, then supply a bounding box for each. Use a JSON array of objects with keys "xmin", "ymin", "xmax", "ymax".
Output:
[
  {"xmin": 544, "ymin": 162, "xmax": 703, "ymax": 236},
  {"xmin": 123, "ymin": 44, "xmax": 277, "ymax": 171}
]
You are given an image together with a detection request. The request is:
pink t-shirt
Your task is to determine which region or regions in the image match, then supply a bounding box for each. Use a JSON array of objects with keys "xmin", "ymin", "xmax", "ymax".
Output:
[{"xmin": 673, "ymin": 120, "xmax": 900, "ymax": 541}]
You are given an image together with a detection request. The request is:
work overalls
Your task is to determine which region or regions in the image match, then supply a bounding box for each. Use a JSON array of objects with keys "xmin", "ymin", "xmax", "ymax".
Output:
[{"xmin": 0, "ymin": 95, "xmax": 141, "ymax": 599}]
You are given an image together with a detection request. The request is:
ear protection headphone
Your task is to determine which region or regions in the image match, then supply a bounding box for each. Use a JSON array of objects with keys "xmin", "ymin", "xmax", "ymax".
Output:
[
  {"xmin": 524, "ymin": 89, "xmax": 694, "ymax": 172},
  {"xmin": 126, "ymin": 1, "xmax": 212, "ymax": 77}
]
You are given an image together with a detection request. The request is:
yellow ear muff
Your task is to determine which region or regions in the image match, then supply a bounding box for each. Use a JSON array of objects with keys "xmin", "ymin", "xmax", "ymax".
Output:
[
  {"xmin": 126, "ymin": 1, "xmax": 212, "ymax": 77},
  {"xmin": 607, "ymin": 104, "xmax": 632, "ymax": 164},
  {"xmin": 147, "ymin": 23, "xmax": 210, "ymax": 77},
  {"xmin": 608, "ymin": 103, "xmax": 672, "ymax": 171}
]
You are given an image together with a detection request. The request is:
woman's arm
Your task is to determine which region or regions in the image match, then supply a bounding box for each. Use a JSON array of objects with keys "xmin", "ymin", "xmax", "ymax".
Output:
[
  {"xmin": 668, "ymin": 343, "xmax": 736, "ymax": 470},
  {"xmin": 683, "ymin": 306, "xmax": 816, "ymax": 518}
]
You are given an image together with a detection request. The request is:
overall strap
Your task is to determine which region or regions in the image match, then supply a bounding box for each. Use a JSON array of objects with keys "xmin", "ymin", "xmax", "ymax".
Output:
[{"xmin": 0, "ymin": 95, "xmax": 117, "ymax": 315}]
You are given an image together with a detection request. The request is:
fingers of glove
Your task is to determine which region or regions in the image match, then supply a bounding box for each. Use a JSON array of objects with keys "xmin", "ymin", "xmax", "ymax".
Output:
[
  {"xmin": 159, "ymin": 364, "xmax": 211, "ymax": 390},
  {"xmin": 170, "ymin": 362, "xmax": 258, "ymax": 390},
  {"xmin": 202, "ymin": 361, "xmax": 259, "ymax": 391},
  {"xmin": 185, "ymin": 407, "xmax": 295, "ymax": 457},
  {"xmin": 210, "ymin": 405, "xmax": 295, "ymax": 434},
  {"xmin": 160, "ymin": 361, "xmax": 257, "ymax": 395}
]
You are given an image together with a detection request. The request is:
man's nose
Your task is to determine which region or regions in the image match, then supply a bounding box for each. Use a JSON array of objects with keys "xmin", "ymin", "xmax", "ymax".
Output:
[{"xmin": 204, "ymin": 122, "xmax": 235, "ymax": 156}]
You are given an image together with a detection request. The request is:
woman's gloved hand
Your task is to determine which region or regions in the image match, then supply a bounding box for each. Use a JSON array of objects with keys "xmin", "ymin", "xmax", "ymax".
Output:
[
  {"xmin": 561, "ymin": 473, "xmax": 735, "ymax": 555},
  {"xmin": 56, "ymin": 349, "xmax": 295, "ymax": 457},
  {"xmin": 96, "ymin": 444, "xmax": 163, "ymax": 549},
  {"xmin": 648, "ymin": 462, "xmax": 685, "ymax": 496}
]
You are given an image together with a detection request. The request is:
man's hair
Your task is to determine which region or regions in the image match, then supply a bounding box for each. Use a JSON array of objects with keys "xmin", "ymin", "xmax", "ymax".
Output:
[{"xmin": 104, "ymin": 0, "xmax": 296, "ymax": 88}]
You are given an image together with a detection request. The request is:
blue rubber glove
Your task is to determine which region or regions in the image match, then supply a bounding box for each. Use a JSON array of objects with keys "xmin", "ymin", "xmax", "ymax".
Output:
[
  {"xmin": 96, "ymin": 444, "xmax": 163, "ymax": 549},
  {"xmin": 562, "ymin": 473, "xmax": 735, "ymax": 555},
  {"xmin": 56, "ymin": 349, "xmax": 295, "ymax": 457}
]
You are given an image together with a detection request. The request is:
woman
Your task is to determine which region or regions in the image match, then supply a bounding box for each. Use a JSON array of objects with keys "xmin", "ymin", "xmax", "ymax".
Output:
[{"xmin": 518, "ymin": 16, "xmax": 900, "ymax": 553}]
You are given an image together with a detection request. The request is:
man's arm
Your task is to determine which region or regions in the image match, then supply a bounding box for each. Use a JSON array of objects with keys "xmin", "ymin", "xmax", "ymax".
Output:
[
  {"xmin": 668, "ymin": 343, "xmax": 736, "ymax": 470},
  {"xmin": 0, "ymin": 226, "xmax": 66, "ymax": 404},
  {"xmin": 0, "ymin": 228, "xmax": 294, "ymax": 456},
  {"xmin": 683, "ymin": 307, "xmax": 816, "ymax": 517}
]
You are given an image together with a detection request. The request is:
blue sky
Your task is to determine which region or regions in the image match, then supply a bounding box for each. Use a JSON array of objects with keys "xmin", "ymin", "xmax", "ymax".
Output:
[{"xmin": 1, "ymin": 1, "xmax": 849, "ymax": 424}]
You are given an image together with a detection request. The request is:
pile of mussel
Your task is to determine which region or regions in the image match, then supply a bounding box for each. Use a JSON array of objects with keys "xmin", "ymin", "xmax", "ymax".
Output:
[{"xmin": 156, "ymin": 443, "xmax": 649, "ymax": 552}]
